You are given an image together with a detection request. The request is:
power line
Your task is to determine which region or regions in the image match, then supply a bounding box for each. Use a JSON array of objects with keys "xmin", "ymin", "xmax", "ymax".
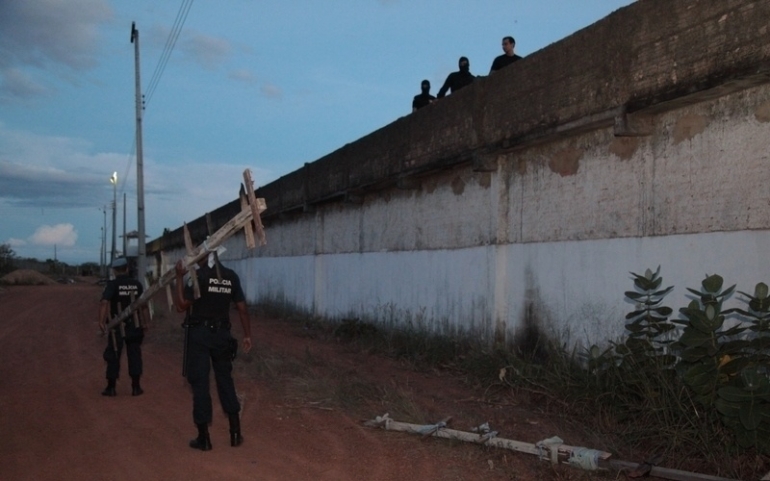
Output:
[
  {"xmin": 144, "ymin": 0, "xmax": 195, "ymax": 107},
  {"xmin": 116, "ymin": 0, "xmax": 194, "ymax": 213},
  {"xmin": 120, "ymin": 136, "xmax": 136, "ymax": 195}
]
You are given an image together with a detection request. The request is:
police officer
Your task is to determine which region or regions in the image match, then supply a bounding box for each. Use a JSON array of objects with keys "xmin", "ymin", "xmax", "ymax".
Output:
[
  {"xmin": 173, "ymin": 253, "xmax": 252, "ymax": 451},
  {"xmin": 98, "ymin": 257, "xmax": 148, "ymax": 396}
]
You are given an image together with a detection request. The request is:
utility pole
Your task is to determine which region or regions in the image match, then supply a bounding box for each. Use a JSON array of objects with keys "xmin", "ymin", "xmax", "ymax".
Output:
[
  {"xmin": 123, "ymin": 192, "xmax": 127, "ymax": 257},
  {"xmin": 110, "ymin": 171, "xmax": 117, "ymax": 264},
  {"xmin": 131, "ymin": 22, "xmax": 147, "ymax": 286}
]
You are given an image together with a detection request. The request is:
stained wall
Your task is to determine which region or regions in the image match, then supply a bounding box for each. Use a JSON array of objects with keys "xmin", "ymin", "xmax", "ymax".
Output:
[{"xmin": 151, "ymin": 0, "xmax": 770, "ymax": 348}]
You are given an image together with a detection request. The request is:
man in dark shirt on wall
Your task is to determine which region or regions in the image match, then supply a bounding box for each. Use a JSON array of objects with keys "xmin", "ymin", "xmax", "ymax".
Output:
[
  {"xmin": 490, "ymin": 36, "xmax": 522, "ymax": 73},
  {"xmin": 437, "ymin": 56, "xmax": 475, "ymax": 98},
  {"xmin": 174, "ymin": 254, "xmax": 252, "ymax": 451},
  {"xmin": 412, "ymin": 79, "xmax": 436, "ymax": 112}
]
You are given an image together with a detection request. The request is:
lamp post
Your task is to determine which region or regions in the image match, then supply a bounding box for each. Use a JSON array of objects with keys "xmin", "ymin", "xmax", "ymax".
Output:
[
  {"xmin": 110, "ymin": 172, "xmax": 117, "ymax": 265},
  {"xmin": 101, "ymin": 206, "xmax": 107, "ymax": 277},
  {"xmin": 100, "ymin": 226, "xmax": 105, "ymax": 277}
]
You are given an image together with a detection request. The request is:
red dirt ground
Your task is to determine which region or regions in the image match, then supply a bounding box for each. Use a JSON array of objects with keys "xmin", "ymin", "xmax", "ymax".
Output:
[{"xmin": 0, "ymin": 282, "xmax": 671, "ymax": 480}]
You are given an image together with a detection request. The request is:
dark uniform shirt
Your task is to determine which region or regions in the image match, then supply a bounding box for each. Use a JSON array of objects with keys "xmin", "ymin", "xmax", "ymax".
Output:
[
  {"xmin": 185, "ymin": 264, "xmax": 245, "ymax": 321},
  {"xmin": 102, "ymin": 274, "xmax": 143, "ymax": 317},
  {"xmin": 412, "ymin": 92, "xmax": 436, "ymax": 111},
  {"xmin": 183, "ymin": 262, "xmax": 245, "ymax": 425},
  {"xmin": 490, "ymin": 54, "xmax": 522, "ymax": 73},
  {"xmin": 436, "ymin": 71, "xmax": 475, "ymax": 98}
]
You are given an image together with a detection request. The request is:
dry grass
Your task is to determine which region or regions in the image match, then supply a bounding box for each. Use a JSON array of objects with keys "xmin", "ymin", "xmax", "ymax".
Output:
[
  {"xmin": 147, "ymin": 305, "xmax": 770, "ymax": 479},
  {"xmin": 306, "ymin": 318, "xmax": 770, "ymax": 480}
]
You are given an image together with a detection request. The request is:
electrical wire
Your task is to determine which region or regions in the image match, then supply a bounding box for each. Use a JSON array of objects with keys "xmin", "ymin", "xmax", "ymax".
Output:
[
  {"xmin": 120, "ymin": 136, "xmax": 136, "ymax": 195},
  {"xmin": 144, "ymin": 0, "xmax": 195, "ymax": 107},
  {"xmin": 116, "ymin": 0, "xmax": 194, "ymax": 211}
]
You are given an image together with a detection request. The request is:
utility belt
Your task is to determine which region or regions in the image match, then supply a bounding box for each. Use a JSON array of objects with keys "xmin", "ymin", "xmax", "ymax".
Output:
[{"xmin": 186, "ymin": 317, "xmax": 231, "ymax": 331}]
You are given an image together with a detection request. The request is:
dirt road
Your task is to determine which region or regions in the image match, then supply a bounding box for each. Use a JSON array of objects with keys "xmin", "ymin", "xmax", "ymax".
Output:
[{"xmin": 0, "ymin": 282, "xmax": 599, "ymax": 480}]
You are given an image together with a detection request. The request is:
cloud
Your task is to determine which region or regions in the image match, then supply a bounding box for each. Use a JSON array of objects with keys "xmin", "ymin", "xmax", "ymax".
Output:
[
  {"xmin": 182, "ymin": 32, "xmax": 232, "ymax": 70},
  {"xmin": 148, "ymin": 26, "xmax": 233, "ymax": 71},
  {"xmin": 0, "ymin": 125, "xmax": 124, "ymax": 208},
  {"xmin": 0, "ymin": 0, "xmax": 112, "ymax": 69},
  {"xmin": 6, "ymin": 238, "xmax": 27, "ymax": 247},
  {"xmin": 0, "ymin": 68, "xmax": 51, "ymax": 100},
  {"xmin": 143, "ymin": 159, "xmax": 271, "ymax": 218},
  {"xmin": 229, "ymin": 69, "xmax": 258, "ymax": 85},
  {"xmin": 0, "ymin": 123, "xmax": 273, "ymax": 249},
  {"xmin": 0, "ymin": 160, "xmax": 107, "ymax": 207},
  {"xmin": 30, "ymin": 224, "xmax": 78, "ymax": 247},
  {"xmin": 261, "ymin": 83, "xmax": 283, "ymax": 99},
  {"xmin": 0, "ymin": 0, "xmax": 112, "ymax": 100},
  {"xmin": 229, "ymin": 71, "xmax": 283, "ymax": 100}
]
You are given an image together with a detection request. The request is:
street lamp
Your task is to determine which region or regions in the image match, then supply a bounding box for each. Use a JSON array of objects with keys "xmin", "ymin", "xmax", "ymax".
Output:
[
  {"xmin": 109, "ymin": 172, "xmax": 117, "ymax": 265},
  {"xmin": 101, "ymin": 207, "xmax": 107, "ymax": 277}
]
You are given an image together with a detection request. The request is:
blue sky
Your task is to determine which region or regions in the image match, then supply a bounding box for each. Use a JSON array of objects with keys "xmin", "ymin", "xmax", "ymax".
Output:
[{"xmin": 0, "ymin": 0, "xmax": 634, "ymax": 264}]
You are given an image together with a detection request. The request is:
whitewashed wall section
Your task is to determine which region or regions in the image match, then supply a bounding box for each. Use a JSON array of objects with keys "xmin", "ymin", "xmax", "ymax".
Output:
[{"xmin": 168, "ymin": 85, "xmax": 770, "ymax": 349}]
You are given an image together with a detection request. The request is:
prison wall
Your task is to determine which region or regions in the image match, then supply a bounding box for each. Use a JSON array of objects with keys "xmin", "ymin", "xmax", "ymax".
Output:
[{"xmin": 150, "ymin": 0, "xmax": 770, "ymax": 349}]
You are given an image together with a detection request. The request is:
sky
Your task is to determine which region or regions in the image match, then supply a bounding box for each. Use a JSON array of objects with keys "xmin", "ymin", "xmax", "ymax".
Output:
[{"xmin": 0, "ymin": 0, "xmax": 635, "ymax": 265}]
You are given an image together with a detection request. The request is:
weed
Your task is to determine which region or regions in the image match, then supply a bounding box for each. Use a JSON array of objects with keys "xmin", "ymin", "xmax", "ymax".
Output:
[{"xmin": 270, "ymin": 267, "xmax": 770, "ymax": 478}]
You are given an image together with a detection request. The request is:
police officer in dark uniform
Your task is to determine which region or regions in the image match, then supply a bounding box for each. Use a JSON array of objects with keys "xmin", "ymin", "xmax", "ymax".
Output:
[
  {"xmin": 173, "ymin": 253, "xmax": 252, "ymax": 451},
  {"xmin": 98, "ymin": 257, "xmax": 148, "ymax": 397}
]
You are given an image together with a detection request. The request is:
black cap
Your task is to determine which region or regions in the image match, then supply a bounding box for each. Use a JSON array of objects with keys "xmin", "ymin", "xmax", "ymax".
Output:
[{"xmin": 111, "ymin": 257, "xmax": 128, "ymax": 268}]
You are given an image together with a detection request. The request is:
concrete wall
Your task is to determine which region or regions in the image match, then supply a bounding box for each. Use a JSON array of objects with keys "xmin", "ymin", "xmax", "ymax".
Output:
[
  {"xmin": 150, "ymin": 0, "xmax": 770, "ymax": 349},
  {"xmin": 189, "ymin": 84, "xmax": 768, "ymax": 349}
]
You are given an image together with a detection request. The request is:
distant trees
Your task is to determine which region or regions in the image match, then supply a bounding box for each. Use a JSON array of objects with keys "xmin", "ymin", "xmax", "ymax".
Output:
[
  {"xmin": 45, "ymin": 258, "xmax": 59, "ymax": 273},
  {"xmin": 80, "ymin": 262, "xmax": 99, "ymax": 276},
  {"xmin": 0, "ymin": 245, "xmax": 99, "ymax": 276},
  {"xmin": 0, "ymin": 243, "xmax": 16, "ymax": 274}
]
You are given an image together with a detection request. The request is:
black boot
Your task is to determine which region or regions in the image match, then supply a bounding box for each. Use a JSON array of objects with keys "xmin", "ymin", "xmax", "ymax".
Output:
[
  {"xmin": 131, "ymin": 376, "xmax": 143, "ymax": 396},
  {"xmin": 189, "ymin": 423, "xmax": 212, "ymax": 451},
  {"xmin": 228, "ymin": 413, "xmax": 243, "ymax": 447},
  {"xmin": 101, "ymin": 378, "xmax": 116, "ymax": 397}
]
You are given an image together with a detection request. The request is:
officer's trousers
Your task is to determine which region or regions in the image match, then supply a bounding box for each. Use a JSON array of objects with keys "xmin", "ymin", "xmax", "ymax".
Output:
[
  {"xmin": 103, "ymin": 328, "xmax": 144, "ymax": 380},
  {"xmin": 186, "ymin": 325, "xmax": 240, "ymax": 425}
]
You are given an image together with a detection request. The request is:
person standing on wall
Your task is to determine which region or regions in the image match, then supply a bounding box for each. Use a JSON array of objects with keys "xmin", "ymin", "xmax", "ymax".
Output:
[
  {"xmin": 412, "ymin": 79, "xmax": 436, "ymax": 112},
  {"xmin": 98, "ymin": 257, "xmax": 149, "ymax": 397},
  {"xmin": 436, "ymin": 56, "xmax": 475, "ymax": 98},
  {"xmin": 173, "ymin": 253, "xmax": 252, "ymax": 451},
  {"xmin": 490, "ymin": 36, "xmax": 522, "ymax": 73}
]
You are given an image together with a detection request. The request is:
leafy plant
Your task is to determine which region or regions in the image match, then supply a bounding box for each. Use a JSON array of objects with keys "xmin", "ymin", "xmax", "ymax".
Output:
[
  {"xmin": 672, "ymin": 274, "xmax": 742, "ymax": 406},
  {"xmin": 714, "ymin": 282, "xmax": 770, "ymax": 451},
  {"xmin": 714, "ymin": 369, "xmax": 770, "ymax": 451},
  {"xmin": 728, "ymin": 282, "xmax": 770, "ymax": 372},
  {"xmin": 617, "ymin": 266, "xmax": 675, "ymax": 364}
]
